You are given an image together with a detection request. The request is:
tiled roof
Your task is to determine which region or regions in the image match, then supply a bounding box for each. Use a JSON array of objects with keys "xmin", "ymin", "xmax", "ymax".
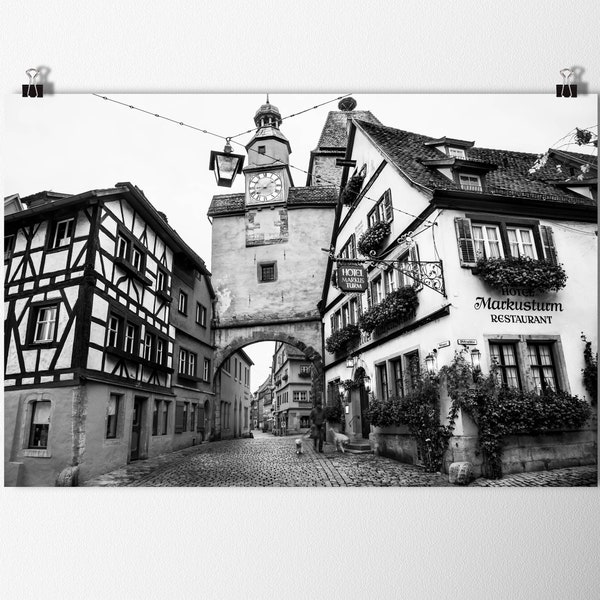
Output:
[
  {"xmin": 208, "ymin": 187, "xmax": 338, "ymax": 216},
  {"xmin": 288, "ymin": 186, "xmax": 338, "ymax": 205},
  {"xmin": 355, "ymin": 119, "xmax": 597, "ymax": 207},
  {"xmin": 207, "ymin": 193, "xmax": 245, "ymax": 216},
  {"xmin": 316, "ymin": 110, "xmax": 381, "ymax": 149}
]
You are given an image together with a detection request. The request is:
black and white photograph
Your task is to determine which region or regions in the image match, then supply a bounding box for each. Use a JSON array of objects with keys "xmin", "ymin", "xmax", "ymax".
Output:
[{"xmin": 4, "ymin": 93, "xmax": 597, "ymax": 488}]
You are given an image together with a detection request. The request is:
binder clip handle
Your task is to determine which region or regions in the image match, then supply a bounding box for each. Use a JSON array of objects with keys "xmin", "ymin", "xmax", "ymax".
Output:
[
  {"xmin": 556, "ymin": 68, "xmax": 577, "ymax": 98},
  {"xmin": 23, "ymin": 68, "xmax": 43, "ymax": 98}
]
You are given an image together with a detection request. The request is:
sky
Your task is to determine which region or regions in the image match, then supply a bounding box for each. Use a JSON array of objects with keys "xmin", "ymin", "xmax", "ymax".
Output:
[{"xmin": 3, "ymin": 93, "xmax": 597, "ymax": 388}]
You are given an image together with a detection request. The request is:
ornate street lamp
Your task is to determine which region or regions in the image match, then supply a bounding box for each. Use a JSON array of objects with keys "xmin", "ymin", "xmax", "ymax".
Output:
[
  {"xmin": 363, "ymin": 375, "xmax": 371, "ymax": 393},
  {"xmin": 471, "ymin": 348, "xmax": 482, "ymax": 373},
  {"xmin": 425, "ymin": 350, "xmax": 437, "ymax": 375},
  {"xmin": 346, "ymin": 356, "xmax": 355, "ymax": 369},
  {"xmin": 209, "ymin": 139, "xmax": 245, "ymax": 187}
]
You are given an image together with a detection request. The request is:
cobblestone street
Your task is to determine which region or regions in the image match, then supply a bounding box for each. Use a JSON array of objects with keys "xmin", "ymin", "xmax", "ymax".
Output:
[{"xmin": 82, "ymin": 431, "xmax": 597, "ymax": 487}]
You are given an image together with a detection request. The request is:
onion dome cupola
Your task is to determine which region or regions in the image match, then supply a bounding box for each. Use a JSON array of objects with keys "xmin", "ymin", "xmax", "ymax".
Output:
[{"xmin": 245, "ymin": 97, "xmax": 292, "ymax": 169}]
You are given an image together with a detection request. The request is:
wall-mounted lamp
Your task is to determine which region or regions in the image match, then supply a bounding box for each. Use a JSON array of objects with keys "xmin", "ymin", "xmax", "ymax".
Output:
[
  {"xmin": 346, "ymin": 357, "xmax": 355, "ymax": 369},
  {"xmin": 338, "ymin": 381, "xmax": 346, "ymax": 397},
  {"xmin": 363, "ymin": 375, "xmax": 371, "ymax": 393},
  {"xmin": 471, "ymin": 348, "xmax": 481, "ymax": 373},
  {"xmin": 425, "ymin": 349, "xmax": 438, "ymax": 375},
  {"xmin": 209, "ymin": 139, "xmax": 245, "ymax": 187}
]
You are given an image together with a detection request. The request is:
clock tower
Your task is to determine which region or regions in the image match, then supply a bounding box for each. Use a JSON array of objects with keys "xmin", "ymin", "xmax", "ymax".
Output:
[{"xmin": 244, "ymin": 100, "xmax": 293, "ymax": 208}]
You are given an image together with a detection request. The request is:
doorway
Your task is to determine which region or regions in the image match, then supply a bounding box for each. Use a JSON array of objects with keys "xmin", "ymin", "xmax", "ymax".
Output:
[{"xmin": 130, "ymin": 396, "xmax": 146, "ymax": 461}]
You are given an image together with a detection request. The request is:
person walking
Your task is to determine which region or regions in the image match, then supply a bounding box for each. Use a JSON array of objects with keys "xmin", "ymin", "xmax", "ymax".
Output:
[{"xmin": 310, "ymin": 401, "xmax": 325, "ymax": 453}]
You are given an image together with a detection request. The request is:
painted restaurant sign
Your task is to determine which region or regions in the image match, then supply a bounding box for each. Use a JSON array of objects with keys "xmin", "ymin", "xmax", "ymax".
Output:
[{"xmin": 474, "ymin": 287, "xmax": 563, "ymax": 324}]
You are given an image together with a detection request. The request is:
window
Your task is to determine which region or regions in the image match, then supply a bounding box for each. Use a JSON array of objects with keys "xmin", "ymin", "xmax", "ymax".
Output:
[
  {"xmin": 190, "ymin": 404, "xmax": 196, "ymax": 431},
  {"xmin": 527, "ymin": 343, "xmax": 558, "ymax": 391},
  {"xmin": 448, "ymin": 147, "xmax": 466, "ymax": 158},
  {"xmin": 204, "ymin": 358, "xmax": 211, "ymax": 382},
  {"xmin": 182, "ymin": 403, "xmax": 189, "ymax": 432},
  {"xmin": 258, "ymin": 145, "xmax": 266, "ymax": 154},
  {"xmin": 175, "ymin": 402, "xmax": 186, "ymax": 434},
  {"xmin": 377, "ymin": 363, "xmax": 389, "ymax": 400},
  {"xmin": 370, "ymin": 276, "xmax": 383, "ymax": 305},
  {"xmin": 51, "ymin": 218, "xmax": 74, "ymax": 249},
  {"xmin": 107, "ymin": 314, "xmax": 122, "ymax": 348},
  {"xmin": 459, "ymin": 173, "xmax": 482, "ymax": 191},
  {"xmin": 349, "ymin": 297, "xmax": 360, "ymax": 324},
  {"xmin": 258, "ymin": 262, "xmax": 276, "ymax": 282},
  {"xmin": 330, "ymin": 310, "xmax": 341, "ymax": 333},
  {"xmin": 455, "ymin": 217, "xmax": 557, "ymax": 268},
  {"xmin": 117, "ymin": 235, "xmax": 130, "ymax": 260},
  {"xmin": 33, "ymin": 305, "xmax": 58, "ymax": 343},
  {"xmin": 222, "ymin": 358, "xmax": 231, "ymax": 373},
  {"xmin": 143, "ymin": 332, "xmax": 155, "ymax": 361},
  {"xmin": 106, "ymin": 394, "xmax": 121, "ymax": 439},
  {"xmin": 162, "ymin": 401, "xmax": 169, "ymax": 435},
  {"xmin": 28, "ymin": 401, "xmax": 51, "ymax": 448},
  {"xmin": 196, "ymin": 303, "xmax": 207, "ymax": 327},
  {"xmin": 384, "ymin": 268, "xmax": 396, "ymax": 295},
  {"xmin": 131, "ymin": 247, "xmax": 143, "ymax": 271},
  {"xmin": 178, "ymin": 349, "xmax": 198, "ymax": 377},
  {"xmin": 300, "ymin": 365, "xmax": 311, "ymax": 375},
  {"xmin": 152, "ymin": 400, "xmax": 159, "ymax": 435},
  {"xmin": 405, "ymin": 351, "xmax": 420, "ymax": 392},
  {"xmin": 4, "ymin": 234, "xmax": 15, "ymax": 262},
  {"xmin": 391, "ymin": 358, "xmax": 404, "ymax": 397},
  {"xmin": 178, "ymin": 291, "xmax": 188, "ymax": 315},
  {"xmin": 342, "ymin": 304, "xmax": 350, "ymax": 327},
  {"xmin": 507, "ymin": 227, "xmax": 537, "ymax": 259},
  {"xmin": 157, "ymin": 269, "xmax": 167, "ymax": 292},
  {"xmin": 472, "ymin": 224, "xmax": 503, "ymax": 259},
  {"xmin": 340, "ymin": 235, "xmax": 357, "ymax": 260},
  {"xmin": 156, "ymin": 339, "xmax": 164, "ymax": 365},
  {"xmin": 489, "ymin": 343, "xmax": 520, "ymax": 388},
  {"xmin": 124, "ymin": 323, "xmax": 138, "ymax": 354},
  {"xmin": 367, "ymin": 189, "xmax": 393, "ymax": 226},
  {"xmin": 293, "ymin": 391, "xmax": 308, "ymax": 403}
]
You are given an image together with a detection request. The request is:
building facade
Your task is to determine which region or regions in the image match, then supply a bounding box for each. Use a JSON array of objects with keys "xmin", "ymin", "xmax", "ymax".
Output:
[
  {"xmin": 321, "ymin": 117, "xmax": 597, "ymax": 475},
  {"xmin": 215, "ymin": 349, "xmax": 253, "ymax": 439},
  {"xmin": 4, "ymin": 183, "xmax": 215, "ymax": 486},
  {"xmin": 272, "ymin": 342, "xmax": 313, "ymax": 435}
]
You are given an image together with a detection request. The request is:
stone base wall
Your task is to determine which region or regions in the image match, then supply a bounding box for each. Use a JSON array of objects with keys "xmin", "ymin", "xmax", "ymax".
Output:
[{"xmin": 371, "ymin": 427, "xmax": 597, "ymax": 477}]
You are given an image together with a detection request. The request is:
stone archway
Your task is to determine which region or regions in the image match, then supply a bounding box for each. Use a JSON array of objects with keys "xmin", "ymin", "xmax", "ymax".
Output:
[{"xmin": 211, "ymin": 323, "xmax": 325, "ymax": 439}]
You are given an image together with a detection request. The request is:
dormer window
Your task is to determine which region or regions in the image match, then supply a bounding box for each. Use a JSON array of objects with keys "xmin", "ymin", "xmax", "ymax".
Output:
[
  {"xmin": 447, "ymin": 147, "xmax": 466, "ymax": 159},
  {"xmin": 459, "ymin": 174, "xmax": 482, "ymax": 192}
]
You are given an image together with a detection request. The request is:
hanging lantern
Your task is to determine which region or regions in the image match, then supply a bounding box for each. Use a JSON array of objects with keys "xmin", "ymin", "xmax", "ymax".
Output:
[
  {"xmin": 209, "ymin": 139, "xmax": 245, "ymax": 187},
  {"xmin": 471, "ymin": 348, "xmax": 482, "ymax": 372},
  {"xmin": 346, "ymin": 357, "xmax": 355, "ymax": 369}
]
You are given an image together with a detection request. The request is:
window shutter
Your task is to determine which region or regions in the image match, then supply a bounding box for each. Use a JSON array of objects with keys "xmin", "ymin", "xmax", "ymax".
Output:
[
  {"xmin": 330, "ymin": 314, "xmax": 335, "ymax": 333},
  {"xmin": 409, "ymin": 244, "xmax": 423, "ymax": 291},
  {"xmin": 383, "ymin": 190, "xmax": 393, "ymax": 222},
  {"xmin": 350, "ymin": 233, "xmax": 356, "ymax": 258},
  {"xmin": 454, "ymin": 217, "xmax": 477, "ymax": 266},
  {"xmin": 539, "ymin": 225, "xmax": 558, "ymax": 265},
  {"xmin": 366, "ymin": 287, "xmax": 372, "ymax": 308}
]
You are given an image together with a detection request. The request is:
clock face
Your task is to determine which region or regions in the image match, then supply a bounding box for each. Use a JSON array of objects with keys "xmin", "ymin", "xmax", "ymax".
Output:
[{"xmin": 248, "ymin": 172, "xmax": 283, "ymax": 202}]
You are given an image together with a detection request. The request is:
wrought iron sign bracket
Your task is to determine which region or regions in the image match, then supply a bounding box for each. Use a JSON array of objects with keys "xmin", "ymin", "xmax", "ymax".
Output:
[{"xmin": 333, "ymin": 256, "xmax": 447, "ymax": 298}]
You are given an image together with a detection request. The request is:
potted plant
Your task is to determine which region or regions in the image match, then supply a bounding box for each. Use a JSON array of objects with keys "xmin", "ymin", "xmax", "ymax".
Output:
[
  {"xmin": 357, "ymin": 221, "xmax": 391, "ymax": 257},
  {"xmin": 340, "ymin": 168, "xmax": 366, "ymax": 205},
  {"xmin": 475, "ymin": 255, "xmax": 567, "ymax": 293}
]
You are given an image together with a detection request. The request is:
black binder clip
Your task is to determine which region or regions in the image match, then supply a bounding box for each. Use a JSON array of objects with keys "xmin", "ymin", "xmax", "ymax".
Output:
[
  {"xmin": 556, "ymin": 68, "xmax": 577, "ymax": 98},
  {"xmin": 22, "ymin": 68, "xmax": 43, "ymax": 98}
]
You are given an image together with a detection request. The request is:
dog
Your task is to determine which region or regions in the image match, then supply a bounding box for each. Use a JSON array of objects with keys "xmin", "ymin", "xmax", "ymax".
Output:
[
  {"xmin": 295, "ymin": 438, "xmax": 304, "ymax": 454},
  {"xmin": 330, "ymin": 430, "xmax": 350, "ymax": 453}
]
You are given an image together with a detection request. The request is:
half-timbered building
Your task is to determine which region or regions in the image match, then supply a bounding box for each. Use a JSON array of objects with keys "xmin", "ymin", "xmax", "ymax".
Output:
[{"xmin": 4, "ymin": 182, "xmax": 213, "ymax": 486}]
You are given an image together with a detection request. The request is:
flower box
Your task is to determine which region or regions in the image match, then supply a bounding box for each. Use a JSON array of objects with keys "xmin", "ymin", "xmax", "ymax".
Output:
[
  {"xmin": 340, "ymin": 173, "xmax": 365, "ymax": 206},
  {"xmin": 357, "ymin": 221, "xmax": 391, "ymax": 257},
  {"xmin": 475, "ymin": 256, "xmax": 567, "ymax": 293},
  {"xmin": 358, "ymin": 286, "xmax": 419, "ymax": 334},
  {"xmin": 325, "ymin": 324, "xmax": 361, "ymax": 354}
]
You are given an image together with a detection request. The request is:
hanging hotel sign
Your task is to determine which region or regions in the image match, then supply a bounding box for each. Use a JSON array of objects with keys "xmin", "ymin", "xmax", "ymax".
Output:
[
  {"xmin": 337, "ymin": 264, "xmax": 368, "ymax": 292},
  {"xmin": 474, "ymin": 287, "xmax": 564, "ymax": 324}
]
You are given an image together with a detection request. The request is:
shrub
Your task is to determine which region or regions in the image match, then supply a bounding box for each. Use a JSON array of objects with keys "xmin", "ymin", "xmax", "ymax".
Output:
[
  {"xmin": 582, "ymin": 335, "xmax": 598, "ymax": 405},
  {"xmin": 358, "ymin": 286, "xmax": 419, "ymax": 334},
  {"xmin": 475, "ymin": 255, "xmax": 567, "ymax": 293},
  {"xmin": 324, "ymin": 324, "xmax": 360, "ymax": 354},
  {"xmin": 357, "ymin": 221, "xmax": 391, "ymax": 256},
  {"xmin": 325, "ymin": 402, "xmax": 343, "ymax": 424},
  {"xmin": 340, "ymin": 172, "xmax": 365, "ymax": 206}
]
